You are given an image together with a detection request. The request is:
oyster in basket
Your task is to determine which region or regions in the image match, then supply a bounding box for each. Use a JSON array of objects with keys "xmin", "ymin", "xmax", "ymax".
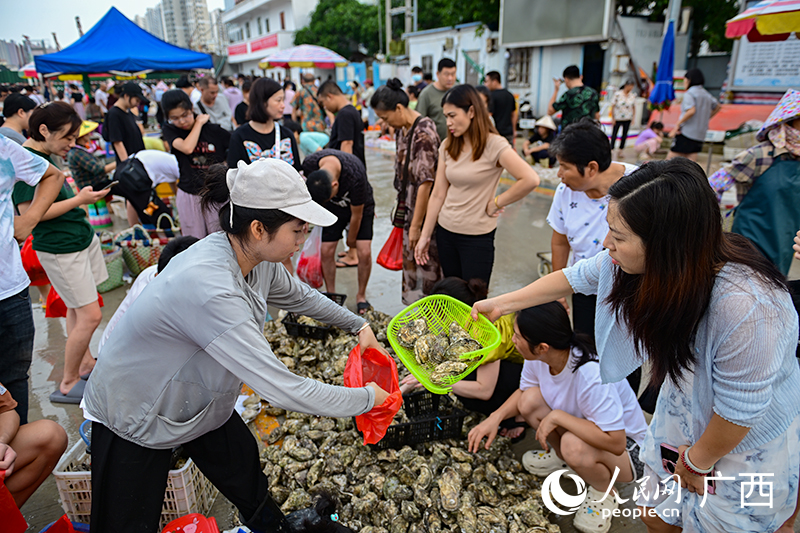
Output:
[
  {"xmin": 397, "ymin": 318, "xmax": 429, "ymax": 348},
  {"xmin": 444, "ymin": 338, "xmax": 483, "ymax": 360},
  {"xmin": 448, "ymin": 321, "xmax": 472, "ymax": 343},
  {"xmin": 414, "ymin": 333, "xmax": 449, "ymax": 366},
  {"xmin": 430, "ymin": 361, "xmax": 468, "ymax": 384}
]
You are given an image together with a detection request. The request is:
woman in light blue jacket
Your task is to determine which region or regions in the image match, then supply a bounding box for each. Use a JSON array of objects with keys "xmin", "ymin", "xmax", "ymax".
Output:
[{"xmin": 472, "ymin": 158, "xmax": 800, "ymax": 533}]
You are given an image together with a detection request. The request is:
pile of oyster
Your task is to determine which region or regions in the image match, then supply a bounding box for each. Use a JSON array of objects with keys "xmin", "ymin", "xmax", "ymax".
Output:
[
  {"xmin": 255, "ymin": 308, "xmax": 559, "ymax": 533},
  {"xmin": 397, "ymin": 319, "xmax": 484, "ymax": 385}
]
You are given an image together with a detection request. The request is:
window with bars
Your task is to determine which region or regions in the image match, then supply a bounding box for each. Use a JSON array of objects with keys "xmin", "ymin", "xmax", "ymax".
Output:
[
  {"xmin": 507, "ymin": 47, "xmax": 533, "ymax": 86},
  {"xmin": 245, "ymin": 22, "xmax": 250, "ymax": 39},
  {"xmin": 421, "ymin": 55, "xmax": 433, "ymax": 75}
]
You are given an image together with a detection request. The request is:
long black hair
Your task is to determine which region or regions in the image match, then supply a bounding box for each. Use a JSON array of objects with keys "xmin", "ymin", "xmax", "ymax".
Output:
[
  {"xmin": 516, "ymin": 302, "xmax": 597, "ymax": 372},
  {"xmin": 605, "ymin": 158, "xmax": 788, "ymax": 388},
  {"xmin": 199, "ymin": 163, "xmax": 296, "ymax": 241}
]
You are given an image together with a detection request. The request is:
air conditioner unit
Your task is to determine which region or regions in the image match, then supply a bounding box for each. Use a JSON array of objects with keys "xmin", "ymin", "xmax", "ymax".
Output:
[
  {"xmin": 486, "ymin": 38, "xmax": 498, "ymax": 53},
  {"xmin": 444, "ymin": 37, "xmax": 454, "ymax": 51}
]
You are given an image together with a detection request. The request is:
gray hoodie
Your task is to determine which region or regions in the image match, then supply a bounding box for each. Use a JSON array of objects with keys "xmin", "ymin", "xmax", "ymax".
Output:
[{"xmin": 84, "ymin": 232, "xmax": 374, "ymax": 449}]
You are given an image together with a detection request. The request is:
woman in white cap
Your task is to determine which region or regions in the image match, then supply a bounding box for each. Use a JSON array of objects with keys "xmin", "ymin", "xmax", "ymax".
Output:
[
  {"xmin": 522, "ymin": 115, "xmax": 557, "ymax": 166},
  {"xmin": 82, "ymin": 158, "xmax": 390, "ymax": 533}
]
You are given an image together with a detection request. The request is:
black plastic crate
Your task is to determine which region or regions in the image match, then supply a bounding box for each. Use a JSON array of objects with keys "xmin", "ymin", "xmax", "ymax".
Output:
[
  {"xmin": 365, "ymin": 390, "xmax": 467, "ymax": 450},
  {"xmin": 282, "ymin": 292, "xmax": 347, "ymax": 340}
]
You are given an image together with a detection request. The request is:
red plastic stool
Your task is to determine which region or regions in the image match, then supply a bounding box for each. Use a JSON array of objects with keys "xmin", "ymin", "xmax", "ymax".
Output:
[{"xmin": 161, "ymin": 514, "xmax": 219, "ymax": 533}]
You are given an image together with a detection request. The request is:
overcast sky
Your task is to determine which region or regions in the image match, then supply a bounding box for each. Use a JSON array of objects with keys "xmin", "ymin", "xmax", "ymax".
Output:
[{"xmin": 0, "ymin": 0, "xmax": 225, "ymax": 49}]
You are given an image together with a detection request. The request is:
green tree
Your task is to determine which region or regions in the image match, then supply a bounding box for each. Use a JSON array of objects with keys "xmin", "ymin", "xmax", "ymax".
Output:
[
  {"xmin": 617, "ymin": 0, "xmax": 739, "ymax": 55},
  {"xmin": 294, "ymin": 0, "xmax": 381, "ymax": 58},
  {"xmin": 416, "ymin": 0, "xmax": 500, "ymax": 32}
]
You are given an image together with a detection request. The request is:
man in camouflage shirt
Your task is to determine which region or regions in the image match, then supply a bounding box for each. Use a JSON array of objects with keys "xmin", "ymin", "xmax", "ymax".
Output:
[
  {"xmin": 292, "ymin": 73, "xmax": 327, "ymax": 134},
  {"xmin": 548, "ymin": 65, "xmax": 600, "ymax": 129}
]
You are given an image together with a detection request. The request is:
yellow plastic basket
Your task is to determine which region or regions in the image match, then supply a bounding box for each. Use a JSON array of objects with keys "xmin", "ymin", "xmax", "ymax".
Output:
[{"xmin": 388, "ymin": 295, "xmax": 501, "ymax": 394}]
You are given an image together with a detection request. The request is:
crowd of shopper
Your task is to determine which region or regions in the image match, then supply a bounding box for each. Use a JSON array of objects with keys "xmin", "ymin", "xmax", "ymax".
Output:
[{"xmin": 3, "ymin": 62, "xmax": 800, "ymax": 533}]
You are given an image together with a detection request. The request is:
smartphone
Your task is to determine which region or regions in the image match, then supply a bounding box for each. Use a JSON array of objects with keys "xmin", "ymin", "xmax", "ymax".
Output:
[
  {"xmin": 105, "ymin": 180, "xmax": 120, "ymax": 189},
  {"xmin": 660, "ymin": 443, "xmax": 715, "ymax": 495}
]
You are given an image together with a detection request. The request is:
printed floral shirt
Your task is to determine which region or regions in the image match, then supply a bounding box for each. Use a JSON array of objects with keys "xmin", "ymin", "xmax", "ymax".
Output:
[
  {"xmin": 292, "ymin": 85, "xmax": 326, "ymax": 133},
  {"xmin": 612, "ymin": 90, "xmax": 637, "ymax": 121}
]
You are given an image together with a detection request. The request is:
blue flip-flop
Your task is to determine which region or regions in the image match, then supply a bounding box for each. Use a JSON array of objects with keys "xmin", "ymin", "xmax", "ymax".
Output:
[
  {"xmin": 50, "ymin": 380, "xmax": 86, "ymax": 405},
  {"xmin": 80, "ymin": 371, "xmax": 92, "ymax": 381}
]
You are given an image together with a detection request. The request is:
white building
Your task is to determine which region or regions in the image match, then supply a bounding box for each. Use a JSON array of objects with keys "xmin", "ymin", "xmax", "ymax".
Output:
[
  {"xmin": 404, "ymin": 22, "xmax": 504, "ymax": 87},
  {"xmin": 146, "ymin": 5, "xmax": 165, "ymax": 41},
  {"xmin": 222, "ymin": 0, "xmax": 318, "ymax": 76},
  {"xmin": 160, "ymin": 0, "xmax": 214, "ymax": 51}
]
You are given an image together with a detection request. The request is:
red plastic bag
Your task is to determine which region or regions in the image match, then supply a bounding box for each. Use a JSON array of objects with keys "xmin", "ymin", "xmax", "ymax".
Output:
[
  {"xmin": 20, "ymin": 236, "xmax": 50, "ymax": 286},
  {"xmin": 45, "ymin": 515, "xmax": 75, "ymax": 533},
  {"xmin": 161, "ymin": 513, "xmax": 219, "ymax": 533},
  {"xmin": 0, "ymin": 471, "xmax": 27, "ymax": 533},
  {"xmin": 296, "ymin": 226, "xmax": 324, "ymax": 288},
  {"xmin": 343, "ymin": 344, "xmax": 403, "ymax": 445},
  {"xmin": 376, "ymin": 226, "xmax": 403, "ymax": 271},
  {"xmin": 46, "ymin": 288, "xmax": 104, "ymax": 318}
]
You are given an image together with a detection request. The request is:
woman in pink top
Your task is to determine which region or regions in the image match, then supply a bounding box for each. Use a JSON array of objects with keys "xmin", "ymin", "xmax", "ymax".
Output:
[
  {"xmin": 415, "ymin": 84, "xmax": 539, "ymax": 284},
  {"xmin": 283, "ymin": 80, "xmax": 296, "ymax": 122}
]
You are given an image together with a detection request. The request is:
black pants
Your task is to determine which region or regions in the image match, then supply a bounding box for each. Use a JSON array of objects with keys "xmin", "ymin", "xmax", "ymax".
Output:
[
  {"xmin": 456, "ymin": 359, "xmax": 523, "ymax": 417},
  {"xmin": 572, "ymin": 292, "xmax": 642, "ymax": 399},
  {"xmin": 155, "ymin": 102, "xmax": 164, "ymax": 128},
  {"xmin": 90, "ymin": 414, "xmax": 286, "ymax": 533},
  {"xmin": 611, "ymin": 120, "xmax": 631, "ymax": 149},
  {"xmin": 112, "ymin": 180, "xmax": 173, "ymax": 229},
  {"xmin": 435, "ymin": 225, "xmax": 495, "ymax": 285}
]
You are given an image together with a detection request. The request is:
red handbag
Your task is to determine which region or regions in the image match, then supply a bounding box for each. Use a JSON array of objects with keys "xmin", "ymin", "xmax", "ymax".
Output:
[{"xmin": 20, "ymin": 236, "xmax": 49, "ymax": 286}]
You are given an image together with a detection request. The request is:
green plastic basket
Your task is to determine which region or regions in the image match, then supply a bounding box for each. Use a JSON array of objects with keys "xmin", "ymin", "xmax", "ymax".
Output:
[{"xmin": 387, "ymin": 295, "xmax": 501, "ymax": 394}]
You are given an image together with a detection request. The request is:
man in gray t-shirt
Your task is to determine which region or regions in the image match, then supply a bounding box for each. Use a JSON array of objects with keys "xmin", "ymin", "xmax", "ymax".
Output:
[
  {"xmin": 193, "ymin": 77, "xmax": 233, "ymax": 132},
  {"xmin": 668, "ymin": 69, "xmax": 720, "ymax": 160},
  {"xmin": 416, "ymin": 58, "xmax": 457, "ymax": 141}
]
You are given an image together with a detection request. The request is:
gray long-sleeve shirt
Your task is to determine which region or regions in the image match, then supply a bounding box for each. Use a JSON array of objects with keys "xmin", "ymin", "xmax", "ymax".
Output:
[{"xmin": 84, "ymin": 232, "xmax": 374, "ymax": 449}]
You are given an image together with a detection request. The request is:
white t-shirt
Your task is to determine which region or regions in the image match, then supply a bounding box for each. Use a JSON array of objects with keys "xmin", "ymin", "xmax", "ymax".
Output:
[
  {"xmin": 190, "ymin": 88, "xmax": 202, "ymax": 104},
  {"xmin": 546, "ymin": 162, "xmax": 638, "ymax": 266},
  {"xmin": 0, "ymin": 135, "xmax": 49, "ymax": 300},
  {"xmin": 519, "ymin": 346, "xmax": 648, "ymax": 445},
  {"xmin": 132, "ymin": 150, "xmax": 179, "ymax": 186},
  {"xmin": 95, "ymin": 89, "xmax": 109, "ymax": 113},
  {"xmin": 97, "ymin": 265, "xmax": 157, "ymax": 354}
]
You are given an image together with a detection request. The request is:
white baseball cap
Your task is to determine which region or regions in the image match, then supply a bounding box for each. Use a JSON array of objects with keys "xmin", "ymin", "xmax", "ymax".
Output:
[{"xmin": 226, "ymin": 159, "xmax": 337, "ymax": 227}]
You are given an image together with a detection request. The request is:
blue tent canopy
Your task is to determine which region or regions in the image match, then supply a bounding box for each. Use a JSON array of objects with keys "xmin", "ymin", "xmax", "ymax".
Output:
[{"xmin": 35, "ymin": 7, "xmax": 212, "ymax": 74}]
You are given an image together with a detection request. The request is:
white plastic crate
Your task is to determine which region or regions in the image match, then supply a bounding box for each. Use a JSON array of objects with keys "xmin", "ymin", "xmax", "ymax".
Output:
[{"xmin": 54, "ymin": 441, "xmax": 219, "ymax": 527}]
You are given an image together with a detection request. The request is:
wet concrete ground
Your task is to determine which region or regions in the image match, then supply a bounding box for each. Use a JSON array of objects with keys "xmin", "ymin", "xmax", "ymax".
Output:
[{"xmin": 20, "ymin": 144, "xmax": 800, "ymax": 532}]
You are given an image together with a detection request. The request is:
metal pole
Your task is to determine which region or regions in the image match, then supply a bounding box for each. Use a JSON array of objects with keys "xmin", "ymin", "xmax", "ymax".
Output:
[
  {"xmin": 664, "ymin": 0, "xmax": 682, "ymax": 34},
  {"xmin": 413, "ymin": 0, "xmax": 418, "ymax": 32},
  {"xmin": 385, "ymin": 0, "xmax": 391, "ymax": 57},
  {"xmin": 405, "ymin": 0, "xmax": 412, "ymax": 55},
  {"xmin": 377, "ymin": 0, "xmax": 383, "ymax": 55}
]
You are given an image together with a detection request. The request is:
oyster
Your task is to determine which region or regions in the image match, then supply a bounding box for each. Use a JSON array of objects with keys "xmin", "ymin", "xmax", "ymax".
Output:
[
  {"xmin": 430, "ymin": 361, "xmax": 468, "ymax": 384},
  {"xmin": 414, "ymin": 333, "xmax": 449, "ymax": 366},
  {"xmin": 457, "ymin": 492, "xmax": 479, "ymax": 533},
  {"xmin": 401, "ymin": 500, "xmax": 421, "ymax": 522},
  {"xmin": 444, "ymin": 338, "xmax": 483, "ymax": 360},
  {"xmin": 438, "ymin": 466, "xmax": 462, "ymax": 512},
  {"xmin": 397, "ymin": 318, "xmax": 428, "ymax": 348},
  {"xmin": 280, "ymin": 488, "xmax": 311, "ymax": 513},
  {"xmin": 448, "ymin": 321, "xmax": 472, "ymax": 343}
]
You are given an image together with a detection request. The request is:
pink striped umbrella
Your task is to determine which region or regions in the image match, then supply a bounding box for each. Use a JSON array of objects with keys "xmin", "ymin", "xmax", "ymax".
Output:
[
  {"xmin": 259, "ymin": 45, "xmax": 348, "ymax": 69},
  {"xmin": 726, "ymin": 0, "xmax": 800, "ymax": 41}
]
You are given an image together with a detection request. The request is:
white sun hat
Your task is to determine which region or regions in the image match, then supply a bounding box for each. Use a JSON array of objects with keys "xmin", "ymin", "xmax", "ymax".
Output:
[{"xmin": 226, "ymin": 159, "xmax": 337, "ymax": 227}]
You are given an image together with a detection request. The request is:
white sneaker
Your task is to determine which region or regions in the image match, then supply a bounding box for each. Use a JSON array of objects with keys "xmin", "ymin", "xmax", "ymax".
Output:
[
  {"xmin": 573, "ymin": 486, "xmax": 618, "ymax": 533},
  {"xmin": 521, "ymin": 449, "xmax": 569, "ymax": 476}
]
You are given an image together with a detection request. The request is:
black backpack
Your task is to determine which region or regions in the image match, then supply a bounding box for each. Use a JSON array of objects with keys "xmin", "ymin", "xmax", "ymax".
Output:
[{"xmin": 115, "ymin": 156, "xmax": 151, "ymax": 193}]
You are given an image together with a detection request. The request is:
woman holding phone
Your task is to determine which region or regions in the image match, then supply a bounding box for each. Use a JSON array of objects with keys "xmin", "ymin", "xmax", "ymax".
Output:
[{"xmin": 471, "ymin": 158, "xmax": 800, "ymax": 532}]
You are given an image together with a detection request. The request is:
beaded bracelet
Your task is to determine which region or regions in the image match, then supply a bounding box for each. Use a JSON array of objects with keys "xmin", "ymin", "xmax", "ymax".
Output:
[{"xmin": 680, "ymin": 446, "xmax": 714, "ymax": 476}]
